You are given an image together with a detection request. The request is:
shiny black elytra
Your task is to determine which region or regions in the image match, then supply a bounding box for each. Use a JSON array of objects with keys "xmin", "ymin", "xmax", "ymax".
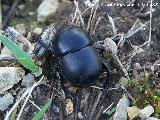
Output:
[{"xmin": 53, "ymin": 26, "xmax": 102, "ymax": 87}]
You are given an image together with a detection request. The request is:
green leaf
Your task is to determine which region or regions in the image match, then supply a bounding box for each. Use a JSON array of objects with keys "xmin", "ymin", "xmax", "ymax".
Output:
[
  {"xmin": 32, "ymin": 99, "xmax": 52, "ymax": 120},
  {"xmin": 0, "ymin": 34, "xmax": 42, "ymax": 77}
]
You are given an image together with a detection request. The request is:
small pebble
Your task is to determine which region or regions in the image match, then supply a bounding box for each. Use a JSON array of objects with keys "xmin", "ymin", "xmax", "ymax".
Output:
[
  {"xmin": 133, "ymin": 63, "xmax": 141, "ymax": 69},
  {"xmin": 0, "ymin": 93, "xmax": 14, "ymax": 111},
  {"xmin": 28, "ymin": 12, "xmax": 35, "ymax": 16},
  {"xmin": 18, "ymin": 4, "xmax": 25, "ymax": 10},
  {"xmin": 132, "ymin": 45, "xmax": 144, "ymax": 56},
  {"xmin": 33, "ymin": 28, "xmax": 43, "ymax": 35},
  {"xmin": 21, "ymin": 73, "xmax": 35, "ymax": 87},
  {"xmin": 66, "ymin": 99, "xmax": 73, "ymax": 114},
  {"xmin": 37, "ymin": 0, "xmax": 59, "ymax": 22},
  {"xmin": 127, "ymin": 106, "xmax": 140, "ymax": 120},
  {"xmin": 15, "ymin": 24, "xmax": 26, "ymax": 35},
  {"xmin": 119, "ymin": 76, "xmax": 128, "ymax": 88},
  {"xmin": 78, "ymin": 112, "xmax": 84, "ymax": 119}
]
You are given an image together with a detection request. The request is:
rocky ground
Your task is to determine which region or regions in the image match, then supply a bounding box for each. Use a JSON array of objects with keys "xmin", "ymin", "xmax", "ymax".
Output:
[{"xmin": 0, "ymin": 0, "xmax": 160, "ymax": 120}]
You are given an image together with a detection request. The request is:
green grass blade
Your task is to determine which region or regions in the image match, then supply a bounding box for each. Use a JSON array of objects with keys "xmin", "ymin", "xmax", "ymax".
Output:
[
  {"xmin": 32, "ymin": 99, "xmax": 52, "ymax": 120},
  {"xmin": 0, "ymin": 34, "xmax": 42, "ymax": 76},
  {"xmin": 10, "ymin": 107, "xmax": 17, "ymax": 120}
]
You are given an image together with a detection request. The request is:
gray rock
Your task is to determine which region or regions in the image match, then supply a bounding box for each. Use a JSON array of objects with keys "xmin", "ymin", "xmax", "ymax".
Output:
[
  {"xmin": 37, "ymin": 0, "xmax": 59, "ymax": 22},
  {"xmin": 113, "ymin": 95, "xmax": 130, "ymax": 120},
  {"xmin": 0, "ymin": 67, "xmax": 25, "ymax": 94},
  {"xmin": 1, "ymin": 46, "xmax": 13, "ymax": 56},
  {"xmin": 0, "ymin": 93, "xmax": 14, "ymax": 111},
  {"xmin": 21, "ymin": 73, "xmax": 35, "ymax": 87}
]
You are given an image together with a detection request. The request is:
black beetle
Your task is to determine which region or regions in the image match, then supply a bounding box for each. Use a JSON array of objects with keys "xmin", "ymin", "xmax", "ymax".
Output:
[
  {"xmin": 34, "ymin": 26, "xmax": 109, "ymax": 118},
  {"xmin": 52, "ymin": 26, "xmax": 102, "ymax": 87}
]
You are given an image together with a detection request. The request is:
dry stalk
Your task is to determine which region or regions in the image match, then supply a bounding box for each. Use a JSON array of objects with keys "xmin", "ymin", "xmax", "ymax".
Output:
[
  {"xmin": 74, "ymin": 1, "xmax": 85, "ymax": 28},
  {"xmin": 4, "ymin": 76, "xmax": 44, "ymax": 120},
  {"xmin": 113, "ymin": 54, "xmax": 130, "ymax": 80},
  {"xmin": 147, "ymin": 0, "xmax": 153, "ymax": 48},
  {"xmin": 92, "ymin": 16, "xmax": 101, "ymax": 35},
  {"xmin": 87, "ymin": 6, "xmax": 94, "ymax": 31},
  {"xmin": 88, "ymin": 91, "xmax": 102, "ymax": 120}
]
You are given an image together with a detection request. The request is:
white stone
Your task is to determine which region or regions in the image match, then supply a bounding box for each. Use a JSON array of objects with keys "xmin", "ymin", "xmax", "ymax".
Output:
[
  {"xmin": 33, "ymin": 28, "xmax": 43, "ymax": 35},
  {"xmin": 21, "ymin": 73, "xmax": 35, "ymax": 87},
  {"xmin": 139, "ymin": 105, "xmax": 154, "ymax": 119},
  {"xmin": 0, "ymin": 67, "xmax": 25, "ymax": 94},
  {"xmin": 18, "ymin": 4, "xmax": 25, "ymax": 10},
  {"xmin": 0, "ymin": 93, "xmax": 14, "ymax": 111},
  {"xmin": 28, "ymin": 12, "xmax": 35, "ymax": 16},
  {"xmin": 37, "ymin": 0, "xmax": 59, "ymax": 22}
]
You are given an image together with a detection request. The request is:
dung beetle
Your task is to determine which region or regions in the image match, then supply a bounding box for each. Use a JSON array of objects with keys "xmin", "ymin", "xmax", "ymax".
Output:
[
  {"xmin": 35, "ymin": 26, "xmax": 103, "ymax": 88},
  {"xmin": 52, "ymin": 26, "xmax": 102, "ymax": 87},
  {"xmin": 34, "ymin": 26, "xmax": 109, "ymax": 118}
]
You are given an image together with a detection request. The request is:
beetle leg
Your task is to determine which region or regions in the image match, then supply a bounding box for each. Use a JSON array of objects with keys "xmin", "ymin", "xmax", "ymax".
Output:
[
  {"xmin": 93, "ymin": 42, "xmax": 105, "ymax": 50},
  {"xmin": 60, "ymin": 81, "xmax": 80, "ymax": 119},
  {"xmin": 101, "ymin": 60, "xmax": 113, "ymax": 90}
]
